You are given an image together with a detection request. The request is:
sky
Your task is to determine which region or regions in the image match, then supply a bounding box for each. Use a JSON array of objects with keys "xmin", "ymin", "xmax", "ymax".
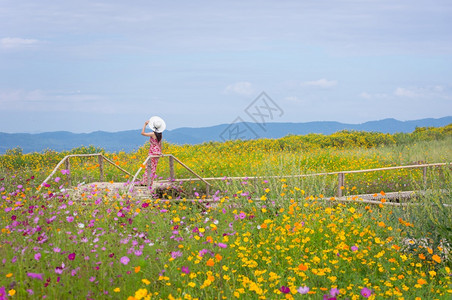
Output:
[{"xmin": 1, "ymin": 0, "xmax": 451, "ymax": 133}]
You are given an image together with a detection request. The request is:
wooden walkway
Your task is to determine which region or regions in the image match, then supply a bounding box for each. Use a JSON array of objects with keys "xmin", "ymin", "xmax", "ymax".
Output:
[
  {"xmin": 42, "ymin": 154, "xmax": 450, "ymax": 207},
  {"xmin": 69, "ymin": 181, "xmax": 450, "ymax": 208}
]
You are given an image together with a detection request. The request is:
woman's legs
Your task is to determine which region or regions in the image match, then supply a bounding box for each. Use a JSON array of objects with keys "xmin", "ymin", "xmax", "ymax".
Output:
[
  {"xmin": 150, "ymin": 157, "xmax": 159, "ymax": 184},
  {"xmin": 142, "ymin": 157, "xmax": 159, "ymax": 186}
]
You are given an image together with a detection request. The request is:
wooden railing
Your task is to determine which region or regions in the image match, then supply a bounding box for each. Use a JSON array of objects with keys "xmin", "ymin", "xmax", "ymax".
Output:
[
  {"xmin": 164, "ymin": 162, "xmax": 451, "ymax": 197},
  {"xmin": 41, "ymin": 153, "xmax": 449, "ymax": 199},
  {"xmin": 40, "ymin": 153, "xmax": 132, "ymax": 188},
  {"xmin": 128, "ymin": 154, "xmax": 212, "ymax": 196}
]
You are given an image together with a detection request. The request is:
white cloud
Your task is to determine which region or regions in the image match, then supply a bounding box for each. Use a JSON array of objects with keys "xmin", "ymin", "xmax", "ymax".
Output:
[
  {"xmin": 394, "ymin": 85, "xmax": 450, "ymax": 99},
  {"xmin": 0, "ymin": 37, "xmax": 39, "ymax": 49},
  {"xmin": 360, "ymin": 85, "xmax": 451, "ymax": 101},
  {"xmin": 0, "ymin": 89, "xmax": 117, "ymax": 113},
  {"xmin": 394, "ymin": 87, "xmax": 419, "ymax": 98},
  {"xmin": 224, "ymin": 81, "xmax": 255, "ymax": 96},
  {"xmin": 301, "ymin": 79, "xmax": 338, "ymax": 89},
  {"xmin": 359, "ymin": 92, "xmax": 389, "ymax": 99}
]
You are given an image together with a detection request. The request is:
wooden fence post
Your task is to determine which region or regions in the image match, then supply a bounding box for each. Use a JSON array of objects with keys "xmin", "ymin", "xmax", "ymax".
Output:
[
  {"xmin": 65, "ymin": 158, "xmax": 71, "ymax": 186},
  {"xmin": 169, "ymin": 156, "xmax": 174, "ymax": 180},
  {"xmin": 337, "ymin": 173, "xmax": 345, "ymax": 197},
  {"xmin": 423, "ymin": 166, "xmax": 427, "ymax": 186},
  {"xmin": 98, "ymin": 155, "xmax": 104, "ymax": 181},
  {"xmin": 146, "ymin": 158, "xmax": 152, "ymax": 187}
]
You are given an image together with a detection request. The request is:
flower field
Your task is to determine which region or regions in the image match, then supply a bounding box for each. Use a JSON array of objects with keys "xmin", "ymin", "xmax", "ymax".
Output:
[{"xmin": 1, "ymin": 127, "xmax": 451, "ymax": 299}]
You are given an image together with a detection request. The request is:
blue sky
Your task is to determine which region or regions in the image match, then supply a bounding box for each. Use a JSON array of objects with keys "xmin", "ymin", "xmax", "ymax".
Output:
[{"xmin": 0, "ymin": 0, "xmax": 451, "ymax": 133}]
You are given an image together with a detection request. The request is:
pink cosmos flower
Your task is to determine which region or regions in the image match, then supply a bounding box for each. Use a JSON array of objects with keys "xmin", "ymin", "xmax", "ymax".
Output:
[
  {"xmin": 34, "ymin": 253, "xmax": 41, "ymax": 261},
  {"xmin": 27, "ymin": 273, "xmax": 43, "ymax": 280},
  {"xmin": 55, "ymin": 177, "xmax": 61, "ymax": 183},
  {"xmin": 298, "ymin": 286, "xmax": 309, "ymax": 294},
  {"xmin": 330, "ymin": 287, "xmax": 340, "ymax": 297},
  {"xmin": 171, "ymin": 251, "xmax": 182, "ymax": 259},
  {"xmin": 68, "ymin": 253, "xmax": 76, "ymax": 261},
  {"xmin": 120, "ymin": 256, "xmax": 130, "ymax": 265},
  {"xmin": 66, "ymin": 216, "xmax": 74, "ymax": 222},
  {"xmin": 351, "ymin": 245, "xmax": 358, "ymax": 252},
  {"xmin": 361, "ymin": 287, "xmax": 372, "ymax": 298},
  {"xmin": 181, "ymin": 266, "xmax": 190, "ymax": 274}
]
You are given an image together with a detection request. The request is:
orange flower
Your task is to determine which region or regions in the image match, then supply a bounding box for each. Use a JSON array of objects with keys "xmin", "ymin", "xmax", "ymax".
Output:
[
  {"xmin": 206, "ymin": 258, "xmax": 215, "ymax": 267},
  {"xmin": 432, "ymin": 254, "xmax": 441, "ymax": 263},
  {"xmin": 298, "ymin": 263, "xmax": 308, "ymax": 271},
  {"xmin": 215, "ymin": 254, "xmax": 223, "ymax": 262},
  {"xmin": 418, "ymin": 253, "xmax": 426, "ymax": 260},
  {"xmin": 417, "ymin": 278, "xmax": 427, "ymax": 285},
  {"xmin": 134, "ymin": 266, "xmax": 141, "ymax": 273}
]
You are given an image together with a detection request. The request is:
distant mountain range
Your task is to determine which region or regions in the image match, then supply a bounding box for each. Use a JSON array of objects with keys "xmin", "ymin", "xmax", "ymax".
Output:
[{"xmin": 1, "ymin": 117, "xmax": 451, "ymax": 154}]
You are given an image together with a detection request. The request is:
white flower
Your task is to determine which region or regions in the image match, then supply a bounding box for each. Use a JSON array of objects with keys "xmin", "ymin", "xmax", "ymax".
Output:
[{"xmin": 77, "ymin": 223, "xmax": 85, "ymax": 228}]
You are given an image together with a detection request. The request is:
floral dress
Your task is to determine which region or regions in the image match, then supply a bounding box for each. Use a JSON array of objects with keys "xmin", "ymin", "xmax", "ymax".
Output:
[{"xmin": 141, "ymin": 136, "xmax": 162, "ymax": 186}]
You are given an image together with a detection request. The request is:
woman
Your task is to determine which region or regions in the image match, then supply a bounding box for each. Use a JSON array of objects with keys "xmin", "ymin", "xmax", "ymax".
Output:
[{"xmin": 141, "ymin": 116, "xmax": 166, "ymax": 187}]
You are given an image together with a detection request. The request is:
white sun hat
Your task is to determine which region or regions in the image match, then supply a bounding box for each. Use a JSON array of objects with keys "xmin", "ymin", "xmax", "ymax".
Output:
[{"xmin": 148, "ymin": 116, "xmax": 166, "ymax": 133}]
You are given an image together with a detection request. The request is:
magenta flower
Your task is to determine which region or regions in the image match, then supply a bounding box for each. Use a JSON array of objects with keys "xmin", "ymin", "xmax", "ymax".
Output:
[
  {"xmin": 27, "ymin": 273, "xmax": 43, "ymax": 280},
  {"xmin": 361, "ymin": 287, "xmax": 372, "ymax": 298},
  {"xmin": 120, "ymin": 256, "xmax": 130, "ymax": 265},
  {"xmin": 297, "ymin": 286, "xmax": 309, "ymax": 294},
  {"xmin": 181, "ymin": 266, "xmax": 190, "ymax": 274},
  {"xmin": 217, "ymin": 243, "xmax": 228, "ymax": 248},
  {"xmin": 34, "ymin": 253, "xmax": 41, "ymax": 261},
  {"xmin": 55, "ymin": 262, "xmax": 65, "ymax": 274},
  {"xmin": 239, "ymin": 212, "xmax": 246, "ymax": 219},
  {"xmin": 351, "ymin": 245, "xmax": 358, "ymax": 252},
  {"xmin": 61, "ymin": 169, "xmax": 70, "ymax": 175},
  {"xmin": 280, "ymin": 286, "xmax": 290, "ymax": 294},
  {"xmin": 66, "ymin": 216, "xmax": 74, "ymax": 222},
  {"xmin": 68, "ymin": 253, "xmax": 76, "ymax": 260},
  {"xmin": 330, "ymin": 287, "xmax": 340, "ymax": 297},
  {"xmin": 0, "ymin": 286, "xmax": 6, "ymax": 298},
  {"xmin": 171, "ymin": 251, "xmax": 182, "ymax": 259},
  {"xmin": 55, "ymin": 177, "xmax": 61, "ymax": 183}
]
